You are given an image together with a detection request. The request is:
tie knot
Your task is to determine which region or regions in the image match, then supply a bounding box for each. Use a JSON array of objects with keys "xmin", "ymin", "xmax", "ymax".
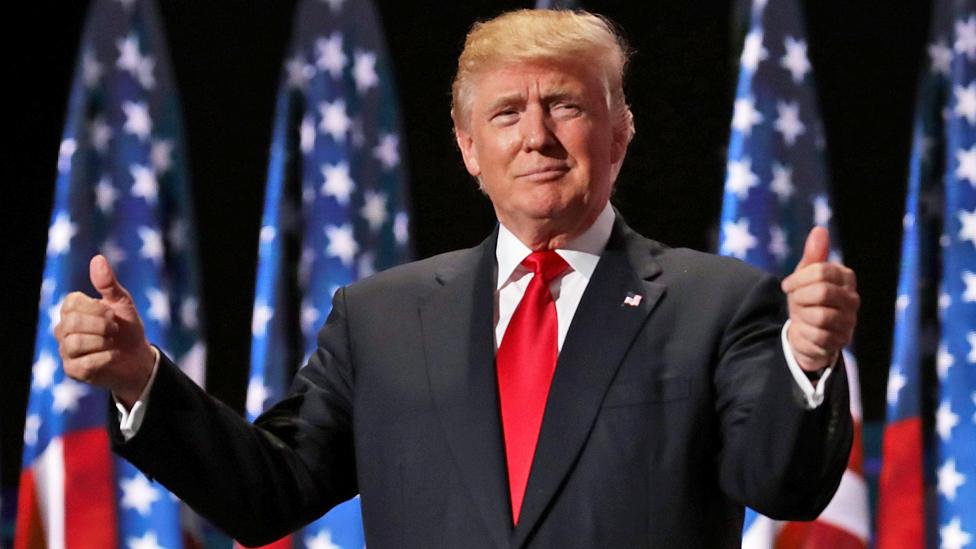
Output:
[{"xmin": 522, "ymin": 250, "xmax": 569, "ymax": 283}]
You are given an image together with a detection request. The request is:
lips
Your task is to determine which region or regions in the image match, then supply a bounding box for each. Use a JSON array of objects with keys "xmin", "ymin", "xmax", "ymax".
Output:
[{"xmin": 516, "ymin": 165, "xmax": 570, "ymax": 181}]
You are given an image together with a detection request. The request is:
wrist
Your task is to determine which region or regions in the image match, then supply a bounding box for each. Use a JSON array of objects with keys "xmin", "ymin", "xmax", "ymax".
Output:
[{"xmin": 113, "ymin": 343, "xmax": 155, "ymax": 409}]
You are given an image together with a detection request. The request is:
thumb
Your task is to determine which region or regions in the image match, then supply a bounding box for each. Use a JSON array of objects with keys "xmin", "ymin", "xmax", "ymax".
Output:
[
  {"xmin": 796, "ymin": 226, "xmax": 830, "ymax": 270},
  {"xmin": 90, "ymin": 255, "xmax": 131, "ymax": 305}
]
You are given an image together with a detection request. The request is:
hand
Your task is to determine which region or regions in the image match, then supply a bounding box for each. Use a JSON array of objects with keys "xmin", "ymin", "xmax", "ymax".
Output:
[
  {"xmin": 781, "ymin": 227, "xmax": 859, "ymax": 372},
  {"xmin": 55, "ymin": 255, "xmax": 156, "ymax": 408}
]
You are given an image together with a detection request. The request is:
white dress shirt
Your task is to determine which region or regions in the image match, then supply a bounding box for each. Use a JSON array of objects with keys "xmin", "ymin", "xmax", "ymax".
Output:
[{"xmin": 118, "ymin": 203, "xmax": 830, "ymax": 439}]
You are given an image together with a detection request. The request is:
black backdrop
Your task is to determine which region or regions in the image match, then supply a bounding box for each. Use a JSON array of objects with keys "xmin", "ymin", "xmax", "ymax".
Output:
[{"xmin": 3, "ymin": 0, "xmax": 930, "ymax": 493}]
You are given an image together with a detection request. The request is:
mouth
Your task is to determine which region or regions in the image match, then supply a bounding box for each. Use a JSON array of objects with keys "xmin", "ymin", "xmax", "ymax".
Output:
[{"xmin": 516, "ymin": 165, "xmax": 570, "ymax": 182}]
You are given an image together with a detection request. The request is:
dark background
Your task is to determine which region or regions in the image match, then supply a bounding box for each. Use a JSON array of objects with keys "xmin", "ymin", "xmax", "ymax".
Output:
[{"xmin": 3, "ymin": 0, "xmax": 929, "ymax": 501}]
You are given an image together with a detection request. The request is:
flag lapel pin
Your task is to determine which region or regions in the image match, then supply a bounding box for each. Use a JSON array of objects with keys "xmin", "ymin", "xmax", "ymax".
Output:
[{"xmin": 622, "ymin": 292, "xmax": 642, "ymax": 307}]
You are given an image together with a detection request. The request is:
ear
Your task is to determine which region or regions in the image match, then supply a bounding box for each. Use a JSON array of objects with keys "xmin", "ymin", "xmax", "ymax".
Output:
[
  {"xmin": 454, "ymin": 127, "xmax": 481, "ymax": 177},
  {"xmin": 609, "ymin": 119, "xmax": 631, "ymax": 165}
]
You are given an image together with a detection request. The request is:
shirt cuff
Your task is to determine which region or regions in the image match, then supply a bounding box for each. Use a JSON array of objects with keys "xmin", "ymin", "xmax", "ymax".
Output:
[
  {"xmin": 114, "ymin": 346, "xmax": 160, "ymax": 441},
  {"xmin": 781, "ymin": 320, "xmax": 833, "ymax": 410}
]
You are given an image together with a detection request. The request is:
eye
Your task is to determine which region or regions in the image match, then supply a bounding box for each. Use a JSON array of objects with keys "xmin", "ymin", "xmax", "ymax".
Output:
[
  {"xmin": 551, "ymin": 102, "xmax": 582, "ymax": 118},
  {"xmin": 490, "ymin": 109, "xmax": 519, "ymax": 126}
]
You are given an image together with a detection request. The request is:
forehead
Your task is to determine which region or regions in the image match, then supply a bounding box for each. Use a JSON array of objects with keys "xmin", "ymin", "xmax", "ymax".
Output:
[{"xmin": 468, "ymin": 60, "xmax": 604, "ymax": 105}]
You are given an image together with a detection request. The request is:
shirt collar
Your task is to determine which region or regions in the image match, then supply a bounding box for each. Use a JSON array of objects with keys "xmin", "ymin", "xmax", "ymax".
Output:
[{"xmin": 495, "ymin": 202, "xmax": 615, "ymax": 290}]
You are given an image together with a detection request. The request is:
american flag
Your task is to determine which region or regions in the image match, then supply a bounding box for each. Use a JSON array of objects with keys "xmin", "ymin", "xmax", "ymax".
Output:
[
  {"xmin": 878, "ymin": 1, "xmax": 976, "ymax": 548},
  {"xmin": 15, "ymin": 1, "xmax": 207, "ymax": 548},
  {"xmin": 243, "ymin": 0, "xmax": 411, "ymax": 547},
  {"xmin": 719, "ymin": 0, "xmax": 869, "ymax": 546}
]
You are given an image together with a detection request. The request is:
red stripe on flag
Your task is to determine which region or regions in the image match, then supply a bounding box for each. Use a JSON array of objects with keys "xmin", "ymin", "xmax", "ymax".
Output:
[
  {"xmin": 63, "ymin": 428, "xmax": 117, "ymax": 549},
  {"xmin": 776, "ymin": 520, "xmax": 866, "ymax": 549},
  {"xmin": 14, "ymin": 469, "xmax": 47, "ymax": 549},
  {"xmin": 876, "ymin": 418, "xmax": 924, "ymax": 549},
  {"xmin": 235, "ymin": 535, "xmax": 293, "ymax": 549}
]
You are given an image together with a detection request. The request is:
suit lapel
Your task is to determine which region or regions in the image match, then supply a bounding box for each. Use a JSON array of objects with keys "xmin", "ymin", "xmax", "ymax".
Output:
[
  {"xmin": 419, "ymin": 231, "xmax": 511, "ymax": 548},
  {"xmin": 512, "ymin": 220, "xmax": 667, "ymax": 547}
]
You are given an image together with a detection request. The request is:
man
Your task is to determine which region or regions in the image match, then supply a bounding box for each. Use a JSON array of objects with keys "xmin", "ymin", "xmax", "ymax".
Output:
[{"xmin": 56, "ymin": 9, "xmax": 858, "ymax": 548}]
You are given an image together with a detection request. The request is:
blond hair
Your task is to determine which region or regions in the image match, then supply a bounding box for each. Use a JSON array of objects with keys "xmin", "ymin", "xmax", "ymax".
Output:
[{"xmin": 451, "ymin": 9, "xmax": 634, "ymax": 142}]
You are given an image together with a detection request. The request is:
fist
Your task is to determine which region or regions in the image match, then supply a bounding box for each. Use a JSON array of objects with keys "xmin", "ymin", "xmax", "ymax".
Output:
[
  {"xmin": 55, "ymin": 255, "xmax": 155, "ymax": 408},
  {"xmin": 781, "ymin": 227, "xmax": 860, "ymax": 372}
]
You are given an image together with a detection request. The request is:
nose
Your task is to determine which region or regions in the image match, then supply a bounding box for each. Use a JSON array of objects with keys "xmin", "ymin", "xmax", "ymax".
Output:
[{"xmin": 521, "ymin": 104, "xmax": 556, "ymax": 152}]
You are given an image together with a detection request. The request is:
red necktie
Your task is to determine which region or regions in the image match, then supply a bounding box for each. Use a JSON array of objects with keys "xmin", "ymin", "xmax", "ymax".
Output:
[{"xmin": 497, "ymin": 250, "xmax": 569, "ymax": 525}]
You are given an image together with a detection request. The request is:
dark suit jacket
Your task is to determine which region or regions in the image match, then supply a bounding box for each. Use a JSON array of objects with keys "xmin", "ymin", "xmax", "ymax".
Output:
[{"xmin": 111, "ymin": 217, "xmax": 852, "ymax": 548}]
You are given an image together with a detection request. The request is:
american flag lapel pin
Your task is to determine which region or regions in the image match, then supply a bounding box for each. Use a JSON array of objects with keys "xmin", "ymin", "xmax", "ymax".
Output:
[{"xmin": 622, "ymin": 292, "xmax": 642, "ymax": 307}]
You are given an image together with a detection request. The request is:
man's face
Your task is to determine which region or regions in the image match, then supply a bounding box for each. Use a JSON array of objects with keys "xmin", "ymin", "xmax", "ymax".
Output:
[{"xmin": 455, "ymin": 60, "xmax": 627, "ymax": 246}]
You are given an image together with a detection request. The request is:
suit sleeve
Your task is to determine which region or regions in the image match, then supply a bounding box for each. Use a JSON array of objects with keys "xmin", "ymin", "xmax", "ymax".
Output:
[
  {"xmin": 712, "ymin": 272, "xmax": 852, "ymax": 520},
  {"xmin": 109, "ymin": 287, "xmax": 358, "ymax": 547}
]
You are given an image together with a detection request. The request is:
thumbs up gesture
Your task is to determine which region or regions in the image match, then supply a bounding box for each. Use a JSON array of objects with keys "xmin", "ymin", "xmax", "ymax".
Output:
[
  {"xmin": 780, "ymin": 227, "xmax": 860, "ymax": 372},
  {"xmin": 55, "ymin": 255, "xmax": 155, "ymax": 407}
]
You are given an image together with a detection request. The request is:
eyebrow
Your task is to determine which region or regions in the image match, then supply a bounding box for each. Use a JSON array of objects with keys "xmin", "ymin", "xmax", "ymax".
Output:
[{"xmin": 483, "ymin": 88, "xmax": 584, "ymax": 113}]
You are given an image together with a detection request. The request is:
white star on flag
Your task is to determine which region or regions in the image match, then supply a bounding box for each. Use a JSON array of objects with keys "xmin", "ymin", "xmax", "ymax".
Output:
[
  {"xmin": 358, "ymin": 251, "xmax": 377, "ymax": 278},
  {"xmin": 720, "ymin": 218, "xmax": 757, "ymax": 259},
  {"xmin": 316, "ymin": 33, "xmax": 347, "ymax": 78},
  {"xmin": 90, "ymin": 117, "xmax": 113, "ymax": 152},
  {"xmin": 127, "ymin": 531, "xmax": 164, "ymax": 549},
  {"xmin": 179, "ymin": 342, "xmax": 207, "ymax": 387},
  {"xmin": 135, "ymin": 54, "xmax": 156, "ymax": 90},
  {"xmin": 887, "ymin": 370, "xmax": 906, "ymax": 405},
  {"xmin": 150, "ymin": 140, "xmax": 173, "ymax": 173},
  {"xmin": 122, "ymin": 101, "xmax": 152, "ymax": 141},
  {"xmin": 780, "ymin": 36, "xmax": 811, "ymax": 83},
  {"xmin": 32, "ymin": 351, "xmax": 58, "ymax": 390},
  {"xmin": 120, "ymin": 473, "xmax": 161, "ymax": 516},
  {"xmin": 373, "ymin": 133, "xmax": 400, "ymax": 170},
  {"xmin": 955, "ymin": 146, "xmax": 976, "ymax": 186},
  {"xmin": 813, "ymin": 195, "xmax": 832, "ymax": 226},
  {"xmin": 130, "ymin": 164, "xmax": 159, "ymax": 204},
  {"xmin": 47, "ymin": 295, "xmax": 64, "ymax": 335},
  {"xmin": 964, "ymin": 271, "xmax": 976, "ymax": 302},
  {"xmin": 252, "ymin": 303, "xmax": 274, "ymax": 337},
  {"xmin": 23, "ymin": 415, "xmax": 41, "ymax": 446},
  {"xmin": 896, "ymin": 294, "xmax": 910, "ymax": 314},
  {"xmin": 937, "ymin": 400, "xmax": 961, "ymax": 441},
  {"xmin": 301, "ymin": 299, "xmax": 321, "ymax": 335},
  {"xmin": 305, "ymin": 529, "xmax": 342, "ymax": 549},
  {"xmin": 774, "ymin": 101, "xmax": 806, "ymax": 146},
  {"xmin": 352, "ymin": 50, "xmax": 379, "ymax": 93},
  {"xmin": 101, "ymin": 238, "xmax": 127, "ymax": 265},
  {"xmin": 138, "ymin": 226, "xmax": 164, "ymax": 265},
  {"xmin": 116, "ymin": 34, "xmax": 141, "ymax": 76},
  {"xmin": 770, "ymin": 163, "xmax": 795, "ymax": 202},
  {"xmin": 95, "ymin": 177, "xmax": 118, "ymax": 213},
  {"xmin": 47, "ymin": 212, "xmax": 78, "ymax": 256},
  {"xmin": 360, "ymin": 191, "xmax": 388, "ymax": 231},
  {"xmin": 726, "ymin": 157, "xmax": 760, "ymax": 199},
  {"xmin": 52, "ymin": 379, "xmax": 89, "ymax": 413},
  {"xmin": 960, "ymin": 209, "xmax": 976, "ymax": 246},
  {"xmin": 938, "ymin": 342, "xmax": 956, "ymax": 379},
  {"xmin": 318, "ymin": 99, "xmax": 351, "ymax": 143},
  {"xmin": 321, "ymin": 162, "xmax": 356, "ymax": 205},
  {"xmin": 246, "ymin": 377, "xmax": 270, "ymax": 418},
  {"xmin": 181, "ymin": 297, "xmax": 199, "ymax": 330},
  {"xmin": 769, "ymin": 225, "xmax": 789, "ymax": 262},
  {"xmin": 300, "ymin": 115, "xmax": 316, "ymax": 154},
  {"xmin": 968, "ymin": 331, "xmax": 976, "ymax": 363},
  {"xmin": 938, "ymin": 459, "xmax": 967, "ymax": 501},
  {"xmin": 146, "ymin": 287, "xmax": 171, "ymax": 326},
  {"xmin": 82, "ymin": 49, "xmax": 103, "ymax": 88},
  {"xmin": 955, "ymin": 16, "xmax": 976, "ymax": 60},
  {"xmin": 941, "ymin": 517, "xmax": 973, "ymax": 549},
  {"xmin": 930, "ymin": 41, "xmax": 953, "ymax": 76},
  {"xmin": 325, "ymin": 224, "xmax": 359, "ymax": 266},
  {"xmin": 286, "ymin": 54, "xmax": 314, "ymax": 90},
  {"xmin": 58, "ymin": 138, "xmax": 77, "ymax": 173},
  {"xmin": 260, "ymin": 226, "xmax": 277, "ymax": 244},
  {"xmin": 954, "ymin": 83, "xmax": 976, "ymax": 124},
  {"xmin": 740, "ymin": 31, "xmax": 768, "ymax": 72},
  {"xmin": 394, "ymin": 212, "xmax": 409, "ymax": 245},
  {"xmin": 732, "ymin": 96, "xmax": 764, "ymax": 136}
]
